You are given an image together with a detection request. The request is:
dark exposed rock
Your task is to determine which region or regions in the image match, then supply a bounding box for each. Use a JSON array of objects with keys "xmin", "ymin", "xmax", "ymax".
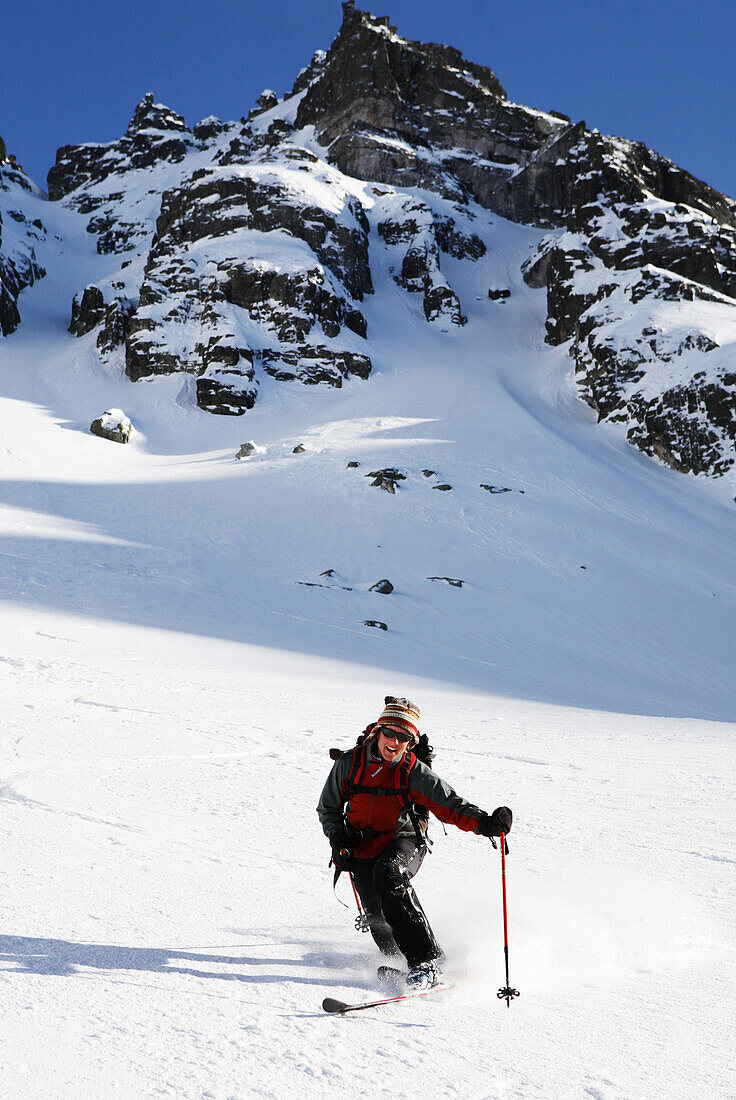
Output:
[
  {"xmin": 193, "ymin": 117, "xmax": 228, "ymax": 142},
  {"xmin": 624, "ymin": 375, "xmax": 736, "ymax": 476},
  {"xmin": 480, "ymin": 484, "xmax": 513, "ymax": 494},
  {"xmin": 378, "ymin": 198, "xmax": 469, "ymax": 325},
  {"xmin": 0, "ymin": 275, "xmax": 21, "ymax": 336},
  {"xmin": 260, "ymin": 346, "xmax": 371, "ymax": 386},
  {"xmin": 346, "ymin": 461, "xmax": 360, "ymax": 468},
  {"xmin": 236, "ymin": 441, "xmax": 259, "ymax": 459},
  {"xmin": 32, "ymin": 3, "xmax": 736, "ymax": 473},
  {"xmin": 369, "ymin": 579, "xmax": 394, "ymax": 594},
  {"xmin": 367, "ymin": 467, "xmax": 406, "ymax": 480},
  {"xmin": 222, "ymin": 262, "xmax": 367, "ymax": 341},
  {"xmin": 69, "ymin": 285, "xmax": 106, "ymax": 335},
  {"xmin": 519, "ymin": 155, "xmax": 736, "ymax": 475},
  {"xmin": 422, "ymin": 469, "xmax": 437, "ymax": 478},
  {"xmin": 288, "ymin": 50, "xmax": 328, "ymax": 99},
  {"xmin": 363, "ymin": 620, "xmax": 388, "ymax": 630},
  {"xmin": 433, "ymin": 483, "xmax": 452, "ymax": 491},
  {"xmin": 433, "ymin": 215, "xmax": 486, "ymax": 260},
  {"xmin": 292, "ymin": 444, "xmax": 306, "ymax": 453},
  {"xmin": 252, "ymin": 90, "xmax": 279, "ymax": 115},
  {"xmin": 427, "ymin": 576, "xmax": 463, "ymax": 587},
  {"xmin": 367, "ymin": 467, "xmax": 406, "ymax": 492},
  {"xmin": 97, "ymin": 297, "xmax": 137, "ymax": 357},
  {"xmin": 286, "ymin": 6, "xmax": 736, "ymax": 477},
  {"xmin": 47, "ymin": 94, "xmax": 215, "ymax": 258},
  {"xmin": 151, "ymin": 170, "xmax": 372, "ymax": 301},
  {"xmin": 296, "ymin": 2, "xmax": 560, "ymax": 204},
  {"xmin": 114, "ymin": 158, "xmax": 374, "ymax": 408},
  {"xmin": 196, "ymin": 368, "xmax": 258, "ymax": 415}
]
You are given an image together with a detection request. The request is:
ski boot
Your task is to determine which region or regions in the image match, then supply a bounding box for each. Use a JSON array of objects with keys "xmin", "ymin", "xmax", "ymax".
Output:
[{"xmin": 405, "ymin": 959, "xmax": 441, "ymax": 991}]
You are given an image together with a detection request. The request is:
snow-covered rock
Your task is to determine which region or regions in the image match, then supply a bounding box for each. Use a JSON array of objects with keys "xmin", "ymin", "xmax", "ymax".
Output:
[
  {"xmin": 235, "ymin": 440, "xmax": 265, "ymax": 458},
  {"xmin": 0, "ymin": 157, "xmax": 46, "ymax": 335},
  {"xmin": 89, "ymin": 408, "xmax": 133, "ymax": 444}
]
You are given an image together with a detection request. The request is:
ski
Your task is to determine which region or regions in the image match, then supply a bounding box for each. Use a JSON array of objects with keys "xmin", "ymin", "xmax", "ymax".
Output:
[{"xmin": 322, "ymin": 981, "xmax": 449, "ymax": 1014}]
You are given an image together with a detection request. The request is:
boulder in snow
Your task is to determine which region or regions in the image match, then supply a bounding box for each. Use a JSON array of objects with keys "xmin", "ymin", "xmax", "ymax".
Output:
[
  {"xmin": 236, "ymin": 440, "xmax": 264, "ymax": 459},
  {"xmin": 369, "ymin": 579, "xmax": 394, "ymax": 594},
  {"xmin": 90, "ymin": 409, "xmax": 132, "ymax": 444}
]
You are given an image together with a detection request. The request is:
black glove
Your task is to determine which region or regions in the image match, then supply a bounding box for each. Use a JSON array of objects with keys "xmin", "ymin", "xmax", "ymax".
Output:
[
  {"xmin": 330, "ymin": 831, "xmax": 354, "ymax": 870},
  {"xmin": 477, "ymin": 806, "xmax": 513, "ymax": 838}
]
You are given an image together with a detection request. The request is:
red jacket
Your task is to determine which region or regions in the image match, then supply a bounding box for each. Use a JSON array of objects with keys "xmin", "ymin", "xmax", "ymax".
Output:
[{"xmin": 318, "ymin": 740, "xmax": 485, "ymax": 860}]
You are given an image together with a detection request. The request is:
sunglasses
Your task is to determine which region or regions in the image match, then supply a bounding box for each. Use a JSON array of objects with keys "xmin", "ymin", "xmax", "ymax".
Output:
[{"xmin": 379, "ymin": 726, "xmax": 413, "ymax": 743}]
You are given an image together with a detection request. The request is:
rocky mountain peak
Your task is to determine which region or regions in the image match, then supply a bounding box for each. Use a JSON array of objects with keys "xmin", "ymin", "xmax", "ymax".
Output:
[
  {"xmin": 47, "ymin": 94, "xmax": 197, "ymax": 204},
  {"xmin": 295, "ymin": 3, "xmax": 559, "ymax": 202},
  {"xmin": 125, "ymin": 93, "xmax": 190, "ymax": 137},
  {"xmin": 4, "ymin": 5, "xmax": 736, "ymax": 485},
  {"xmin": 296, "ymin": 2, "xmax": 507, "ymax": 151}
]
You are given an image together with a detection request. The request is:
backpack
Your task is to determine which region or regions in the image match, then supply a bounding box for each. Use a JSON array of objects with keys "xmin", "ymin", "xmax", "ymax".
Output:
[{"xmin": 328, "ymin": 726, "xmax": 436, "ymax": 846}]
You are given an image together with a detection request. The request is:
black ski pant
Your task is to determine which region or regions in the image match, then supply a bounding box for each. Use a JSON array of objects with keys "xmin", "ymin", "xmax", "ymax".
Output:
[{"xmin": 350, "ymin": 837, "xmax": 442, "ymax": 969}]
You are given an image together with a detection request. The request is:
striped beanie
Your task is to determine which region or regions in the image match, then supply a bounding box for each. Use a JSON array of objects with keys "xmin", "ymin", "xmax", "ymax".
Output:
[{"xmin": 376, "ymin": 696, "xmax": 420, "ymax": 740}]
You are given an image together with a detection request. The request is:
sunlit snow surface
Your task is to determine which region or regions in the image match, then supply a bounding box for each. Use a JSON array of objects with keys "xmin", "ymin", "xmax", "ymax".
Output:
[{"xmin": 0, "ymin": 162, "xmax": 734, "ymax": 1098}]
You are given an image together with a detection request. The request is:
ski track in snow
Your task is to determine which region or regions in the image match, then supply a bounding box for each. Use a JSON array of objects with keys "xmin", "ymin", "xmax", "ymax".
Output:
[{"xmin": 0, "ymin": 139, "xmax": 735, "ymax": 1099}]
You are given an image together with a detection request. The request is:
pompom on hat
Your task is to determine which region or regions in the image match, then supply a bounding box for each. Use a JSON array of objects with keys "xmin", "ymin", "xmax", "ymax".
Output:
[{"xmin": 375, "ymin": 696, "xmax": 420, "ymax": 741}]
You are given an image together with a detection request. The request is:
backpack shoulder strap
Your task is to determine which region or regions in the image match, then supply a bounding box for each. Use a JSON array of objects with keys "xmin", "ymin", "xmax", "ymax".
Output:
[
  {"xmin": 394, "ymin": 750, "xmax": 416, "ymax": 806},
  {"xmin": 341, "ymin": 743, "xmax": 365, "ymax": 804},
  {"xmin": 396, "ymin": 751, "xmax": 432, "ymax": 849}
]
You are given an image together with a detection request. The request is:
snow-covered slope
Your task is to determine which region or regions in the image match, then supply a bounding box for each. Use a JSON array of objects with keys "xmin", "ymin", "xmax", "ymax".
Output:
[
  {"xmin": 1, "ymin": 615, "xmax": 733, "ymax": 1099},
  {"xmin": 3, "ymin": 176, "xmax": 736, "ymax": 717},
  {"xmin": 1, "ymin": 141, "xmax": 735, "ymax": 1096},
  {"xmin": 0, "ymin": 5, "xmax": 734, "ymax": 1098}
]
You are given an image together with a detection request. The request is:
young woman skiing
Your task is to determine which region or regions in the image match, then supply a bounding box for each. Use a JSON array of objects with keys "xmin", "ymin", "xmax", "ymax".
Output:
[{"xmin": 317, "ymin": 696, "xmax": 512, "ymax": 989}]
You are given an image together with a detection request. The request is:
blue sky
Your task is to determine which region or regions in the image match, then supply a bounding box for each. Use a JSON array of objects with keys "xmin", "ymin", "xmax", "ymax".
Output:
[{"xmin": 4, "ymin": 0, "xmax": 735, "ymax": 199}]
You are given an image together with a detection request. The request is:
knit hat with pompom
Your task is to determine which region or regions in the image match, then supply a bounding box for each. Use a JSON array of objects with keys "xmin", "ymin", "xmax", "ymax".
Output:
[{"xmin": 376, "ymin": 696, "xmax": 420, "ymax": 740}]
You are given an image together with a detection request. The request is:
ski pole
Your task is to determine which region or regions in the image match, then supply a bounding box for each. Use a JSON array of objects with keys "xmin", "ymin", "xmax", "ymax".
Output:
[
  {"xmin": 349, "ymin": 873, "xmax": 370, "ymax": 933},
  {"xmin": 497, "ymin": 832, "xmax": 520, "ymax": 1008},
  {"xmin": 331, "ymin": 866, "xmax": 368, "ymax": 932}
]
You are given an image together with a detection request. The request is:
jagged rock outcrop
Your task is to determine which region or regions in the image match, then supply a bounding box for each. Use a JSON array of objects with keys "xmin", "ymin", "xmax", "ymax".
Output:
[
  {"xmin": 518, "ymin": 132, "xmax": 736, "ymax": 475},
  {"xmin": 121, "ymin": 161, "xmax": 374, "ymax": 410},
  {"xmin": 49, "ymin": 93, "xmax": 193, "ymax": 200},
  {"xmin": 0, "ymin": 159, "xmax": 46, "ymax": 336},
  {"xmin": 377, "ymin": 196, "xmax": 481, "ymax": 325},
  {"xmin": 48, "ymin": 93, "xmax": 239, "ymax": 255},
  {"xmin": 292, "ymin": 3, "xmax": 736, "ymax": 477},
  {"xmin": 295, "ymin": 1, "xmax": 563, "ymax": 205}
]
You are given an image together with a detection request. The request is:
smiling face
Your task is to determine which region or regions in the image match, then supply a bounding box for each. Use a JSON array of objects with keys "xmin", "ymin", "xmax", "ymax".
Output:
[{"xmin": 377, "ymin": 726, "xmax": 412, "ymax": 763}]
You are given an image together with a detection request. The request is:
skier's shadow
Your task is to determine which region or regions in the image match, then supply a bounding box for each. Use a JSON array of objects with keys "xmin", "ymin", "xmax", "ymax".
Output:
[{"xmin": 0, "ymin": 934, "xmax": 353, "ymax": 987}]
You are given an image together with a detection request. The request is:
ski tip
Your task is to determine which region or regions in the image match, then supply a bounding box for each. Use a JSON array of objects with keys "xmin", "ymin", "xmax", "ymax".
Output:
[{"xmin": 322, "ymin": 997, "xmax": 349, "ymax": 1014}]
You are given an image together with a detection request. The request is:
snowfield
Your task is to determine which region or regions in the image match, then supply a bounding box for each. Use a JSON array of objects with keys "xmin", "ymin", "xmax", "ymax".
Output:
[{"xmin": 0, "ymin": 161, "xmax": 734, "ymax": 1099}]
